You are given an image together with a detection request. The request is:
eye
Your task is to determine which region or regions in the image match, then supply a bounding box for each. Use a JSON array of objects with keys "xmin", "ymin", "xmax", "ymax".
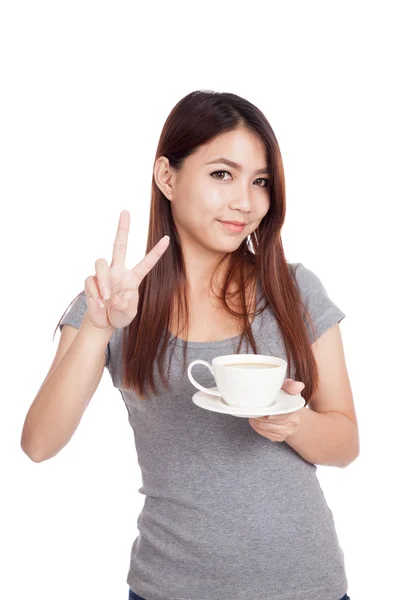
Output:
[
  {"xmin": 211, "ymin": 170, "xmax": 231, "ymax": 180},
  {"xmin": 210, "ymin": 170, "xmax": 270, "ymax": 187},
  {"xmin": 255, "ymin": 177, "xmax": 270, "ymax": 188}
]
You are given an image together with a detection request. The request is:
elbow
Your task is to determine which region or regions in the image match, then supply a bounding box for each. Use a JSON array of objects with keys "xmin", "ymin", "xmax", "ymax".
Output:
[
  {"xmin": 21, "ymin": 436, "xmax": 62, "ymax": 463},
  {"xmin": 341, "ymin": 449, "xmax": 360, "ymax": 469},
  {"xmin": 341, "ymin": 430, "xmax": 360, "ymax": 468},
  {"xmin": 21, "ymin": 442, "xmax": 45, "ymax": 463},
  {"xmin": 20, "ymin": 432, "xmax": 46, "ymax": 463}
]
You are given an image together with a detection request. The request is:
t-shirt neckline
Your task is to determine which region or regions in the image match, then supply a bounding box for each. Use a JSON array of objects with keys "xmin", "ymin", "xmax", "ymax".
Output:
[{"xmin": 166, "ymin": 278, "xmax": 264, "ymax": 349}]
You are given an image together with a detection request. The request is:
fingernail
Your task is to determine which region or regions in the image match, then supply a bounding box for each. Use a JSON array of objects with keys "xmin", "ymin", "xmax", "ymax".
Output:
[{"xmin": 102, "ymin": 286, "xmax": 111, "ymax": 300}]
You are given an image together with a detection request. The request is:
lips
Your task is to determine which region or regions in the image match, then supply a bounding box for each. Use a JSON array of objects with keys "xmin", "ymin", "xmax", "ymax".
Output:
[
  {"xmin": 218, "ymin": 220, "xmax": 247, "ymax": 233},
  {"xmin": 219, "ymin": 221, "xmax": 247, "ymax": 226}
]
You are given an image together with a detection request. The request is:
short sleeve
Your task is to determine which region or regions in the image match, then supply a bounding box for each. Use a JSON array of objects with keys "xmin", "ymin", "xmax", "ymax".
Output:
[
  {"xmin": 291, "ymin": 262, "xmax": 345, "ymax": 343},
  {"xmin": 58, "ymin": 291, "xmax": 110, "ymax": 369}
]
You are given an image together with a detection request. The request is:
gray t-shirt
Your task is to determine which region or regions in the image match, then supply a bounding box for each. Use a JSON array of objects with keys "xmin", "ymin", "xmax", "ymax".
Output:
[{"xmin": 59, "ymin": 262, "xmax": 348, "ymax": 600}]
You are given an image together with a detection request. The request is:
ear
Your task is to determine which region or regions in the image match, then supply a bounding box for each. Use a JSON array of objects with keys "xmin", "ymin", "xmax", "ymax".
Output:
[{"xmin": 154, "ymin": 156, "xmax": 175, "ymax": 200}]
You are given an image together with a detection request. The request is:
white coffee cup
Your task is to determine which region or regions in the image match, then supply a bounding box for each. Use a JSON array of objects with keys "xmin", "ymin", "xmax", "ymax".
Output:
[{"xmin": 187, "ymin": 353, "xmax": 287, "ymax": 409}]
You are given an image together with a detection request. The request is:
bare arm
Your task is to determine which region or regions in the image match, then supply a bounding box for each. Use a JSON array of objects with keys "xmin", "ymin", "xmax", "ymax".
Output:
[
  {"xmin": 21, "ymin": 209, "xmax": 170, "ymax": 463},
  {"xmin": 286, "ymin": 324, "xmax": 359, "ymax": 467},
  {"xmin": 21, "ymin": 312, "xmax": 115, "ymax": 462},
  {"xmin": 285, "ymin": 406, "xmax": 359, "ymax": 468}
]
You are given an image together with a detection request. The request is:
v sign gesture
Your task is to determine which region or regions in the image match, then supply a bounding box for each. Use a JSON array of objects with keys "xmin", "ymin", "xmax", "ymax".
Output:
[{"xmin": 84, "ymin": 210, "xmax": 170, "ymax": 331}]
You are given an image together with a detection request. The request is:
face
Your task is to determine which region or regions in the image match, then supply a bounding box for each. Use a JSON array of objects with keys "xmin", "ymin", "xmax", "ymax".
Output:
[{"xmin": 154, "ymin": 127, "xmax": 271, "ymax": 286}]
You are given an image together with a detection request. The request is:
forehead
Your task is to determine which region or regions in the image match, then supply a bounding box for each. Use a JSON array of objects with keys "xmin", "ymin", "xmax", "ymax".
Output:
[{"xmin": 191, "ymin": 128, "xmax": 268, "ymax": 165}]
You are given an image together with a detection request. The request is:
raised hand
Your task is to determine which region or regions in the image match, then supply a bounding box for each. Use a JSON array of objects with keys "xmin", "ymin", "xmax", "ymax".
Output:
[{"xmin": 84, "ymin": 210, "xmax": 170, "ymax": 330}]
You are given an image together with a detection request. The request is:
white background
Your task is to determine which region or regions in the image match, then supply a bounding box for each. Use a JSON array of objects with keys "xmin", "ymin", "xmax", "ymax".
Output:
[{"xmin": 2, "ymin": 1, "xmax": 399, "ymax": 598}]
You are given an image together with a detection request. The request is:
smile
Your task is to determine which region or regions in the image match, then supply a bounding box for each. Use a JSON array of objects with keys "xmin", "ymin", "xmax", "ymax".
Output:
[{"xmin": 218, "ymin": 221, "xmax": 246, "ymax": 233}]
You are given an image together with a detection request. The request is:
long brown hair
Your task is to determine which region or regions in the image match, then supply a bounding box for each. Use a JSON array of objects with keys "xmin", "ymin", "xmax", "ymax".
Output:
[{"xmin": 54, "ymin": 90, "xmax": 319, "ymax": 403}]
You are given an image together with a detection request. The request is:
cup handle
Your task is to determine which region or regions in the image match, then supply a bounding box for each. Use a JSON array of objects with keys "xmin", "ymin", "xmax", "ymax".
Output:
[{"xmin": 187, "ymin": 360, "xmax": 221, "ymax": 397}]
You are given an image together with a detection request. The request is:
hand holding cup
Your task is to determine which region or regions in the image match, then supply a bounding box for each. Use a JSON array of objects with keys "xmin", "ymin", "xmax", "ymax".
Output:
[{"xmin": 248, "ymin": 378, "xmax": 305, "ymax": 442}]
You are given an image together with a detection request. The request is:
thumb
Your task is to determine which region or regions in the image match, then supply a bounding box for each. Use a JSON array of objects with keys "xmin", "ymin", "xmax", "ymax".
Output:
[{"xmin": 282, "ymin": 378, "xmax": 305, "ymax": 394}]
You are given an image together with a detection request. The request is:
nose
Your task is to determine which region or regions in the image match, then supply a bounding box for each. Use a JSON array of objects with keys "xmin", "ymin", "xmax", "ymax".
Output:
[{"xmin": 229, "ymin": 183, "xmax": 253, "ymax": 212}]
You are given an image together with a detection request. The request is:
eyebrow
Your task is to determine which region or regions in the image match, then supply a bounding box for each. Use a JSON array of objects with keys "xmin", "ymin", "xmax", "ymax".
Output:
[{"xmin": 205, "ymin": 157, "xmax": 270, "ymax": 176}]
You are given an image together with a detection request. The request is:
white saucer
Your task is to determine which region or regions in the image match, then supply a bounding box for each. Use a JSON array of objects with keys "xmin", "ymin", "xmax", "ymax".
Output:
[{"xmin": 192, "ymin": 386, "xmax": 306, "ymax": 418}]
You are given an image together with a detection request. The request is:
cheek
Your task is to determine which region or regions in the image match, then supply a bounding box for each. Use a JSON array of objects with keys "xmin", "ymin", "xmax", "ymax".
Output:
[
  {"xmin": 202, "ymin": 185, "xmax": 226, "ymax": 209},
  {"xmin": 184, "ymin": 183, "xmax": 219, "ymax": 215},
  {"xmin": 255, "ymin": 207, "xmax": 269, "ymax": 228},
  {"xmin": 198, "ymin": 197, "xmax": 225, "ymax": 224},
  {"xmin": 259, "ymin": 198, "xmax": 270, "ymax": 215}
]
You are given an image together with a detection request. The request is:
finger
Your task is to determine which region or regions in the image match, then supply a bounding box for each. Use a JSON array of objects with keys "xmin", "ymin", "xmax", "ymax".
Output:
[
  {"xmin": 110, "ymin": 289, "xmax": 135, "ymax": 313},
  {"xmin": 111, "ymin": 210, "xmax": 130, "ymax": 268},
  {"xmin": 85, "ymin": 275, "xmax": 106, "ymax": 309},
  {"xmin": 111, "ymin": 291, "xmax": 127, "ymax": 310},
  {"xmin": 249, "ymin": 420, "xmax": 284, "ymax": 440},
  {"xmin": 266, "ymin": 410, "xmax": 299, "ymax": 420},
  {"xmin": 252, "ymin": 413, "xmax": 291, "ymax": 423},
  {"xmin": 94, "ymin": 258, "xmax": 110, "ymax": 301},
  {"xmin": 130, "ymin": 235, "xmax": 170, "ymax": 286},
  {"xmin": 251, "ymin": 419, "xmax": 287, "ymax": 430},
  {"xmin": 281, "ymin": 379, "xmax": 305, "ymax": 394},
  {"xmin": 264, "ymin": 415, "xmax": 281, "ymax": 420}
]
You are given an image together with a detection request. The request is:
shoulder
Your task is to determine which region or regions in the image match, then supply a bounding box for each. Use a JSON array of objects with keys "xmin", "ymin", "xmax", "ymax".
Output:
[
  {"xmin": 287, "ymin": 261, "xmax": 346, "ymax": 342},
  {"xmin": 288, "ymin": 261, "xmax": 320, "ymax": 285},
  {"xmin": 288, "ymin": 261, "xmax": 329, "ymax": 303},
  {"xmin": 58, "ymin": 290, "xmax": 111, "ymax": 369},
  {"xmin": 59, "ymin": 291, "xmax": 87, "ymax": 331}
]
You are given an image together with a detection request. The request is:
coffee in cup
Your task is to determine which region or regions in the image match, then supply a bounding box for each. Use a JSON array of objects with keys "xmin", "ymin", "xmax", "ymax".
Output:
[
  {"xmin": 220, "ymin": 361, "xmax": 280, "ymax": 369},
  {"xmin": 187, "ymin": 354, "xmax": 287, "ymax": 409}
]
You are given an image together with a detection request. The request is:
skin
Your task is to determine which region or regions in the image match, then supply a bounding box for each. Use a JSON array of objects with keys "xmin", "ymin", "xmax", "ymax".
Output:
[
  {"xmin": 248, "ymin": 379, "xmax": 305, "ymax": 441},
  {"xmin": 153, "ymin": 126, "xmax": 271, "ymax": 296},
  {"xmin": 153, "ymin": 126, "xmax": 306, "ymax": 434}
]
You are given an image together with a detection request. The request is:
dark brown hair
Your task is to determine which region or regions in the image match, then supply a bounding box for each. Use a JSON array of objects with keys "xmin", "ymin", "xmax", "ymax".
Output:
[{"xmin": 54, "ymin": 90, "xmax": 319, "ymax": 404}]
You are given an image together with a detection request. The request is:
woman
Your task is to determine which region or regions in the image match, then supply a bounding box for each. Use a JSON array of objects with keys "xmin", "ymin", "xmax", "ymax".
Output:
[{"xmin": 24, "ymin": 90, "xmax": 357, "ymax": 599}]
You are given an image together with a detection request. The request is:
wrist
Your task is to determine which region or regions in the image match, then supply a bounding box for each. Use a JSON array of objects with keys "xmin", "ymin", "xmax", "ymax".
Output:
[{"xmin": 82, "ymin": 311, "xmax": 116, "ymax": 340}]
